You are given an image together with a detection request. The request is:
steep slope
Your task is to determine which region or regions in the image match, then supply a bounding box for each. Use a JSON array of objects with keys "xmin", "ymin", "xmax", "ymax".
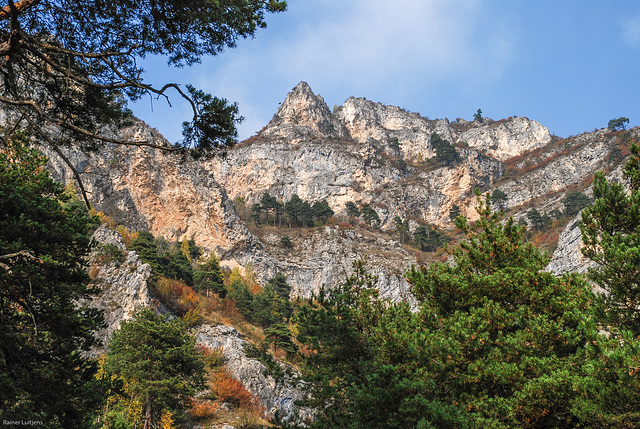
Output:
[{"xmin": 44, "ymin": 82, "xmax": 630, "ymax": 299}]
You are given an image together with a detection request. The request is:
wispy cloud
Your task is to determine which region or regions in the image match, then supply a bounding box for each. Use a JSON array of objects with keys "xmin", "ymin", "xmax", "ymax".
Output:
[
  {"xmin": 192, "ymin": 0, "xmax": 516, "ymax": 138},
  {"xmin": 621, "ymin": 13, "xmax": 640, "ymax": 47}
]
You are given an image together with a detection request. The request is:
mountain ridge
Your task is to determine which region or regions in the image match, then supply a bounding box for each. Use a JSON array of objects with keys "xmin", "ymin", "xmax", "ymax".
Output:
[{"xmin": 44, "ymin": 81, "xmax": 634, "ymax": 300}]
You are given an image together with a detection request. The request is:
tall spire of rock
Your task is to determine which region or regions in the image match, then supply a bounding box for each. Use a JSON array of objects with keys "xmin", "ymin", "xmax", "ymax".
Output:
[{"xmin": 258, "ymin": 82, "xmax": 349, "ymax": 142}]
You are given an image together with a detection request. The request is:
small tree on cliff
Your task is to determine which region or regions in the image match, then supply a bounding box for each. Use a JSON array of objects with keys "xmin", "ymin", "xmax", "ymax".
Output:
[{"xmin": 194, "ymin": 253, "xmax": 226, "ymax": 298}]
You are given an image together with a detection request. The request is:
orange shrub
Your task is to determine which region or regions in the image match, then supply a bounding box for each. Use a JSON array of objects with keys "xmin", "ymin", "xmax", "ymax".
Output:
[
  {"xmin": 188, "ymin": 401, "xmax": 220, "ymax": 419},
  {"xmin": 211, "ymin": 368, "xmax": 255, "ymax": 408},
  {"xmin": 156, "ymin": 277, "xmax": 200, "ymax": 315}
]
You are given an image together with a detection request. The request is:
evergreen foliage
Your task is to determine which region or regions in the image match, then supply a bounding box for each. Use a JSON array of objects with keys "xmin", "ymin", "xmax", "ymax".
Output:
[
  {"xmin": 430, "ymin": 133, "xmax": 461, "ymax": 166},
  {"xmin": 311, "ymin": 199, "xmax": 334, "ymax": 224},
  {"xmin": 294, "ymin": 196, "xmax": 626, "ymax": 428},
  {"xmin": 412, "ymin": 224, "xmax": 449, "ymax": 251},
  {"xmin": 608, "ymin": 117, "xmax": 630, "ymax": 131},
  {"xmin": 193, "ymin": 253, "xmax": 226, "ymax": 298},
  {"xmin": 581, "ymin": 140, "xmax": 640, "ymax": 334},
  {"xmin": 360, "ymin": 203, "xmax": 381, "ymax": 227},
  {"xmin": 449, "ymin": 203, "xmax": 461, "ymax": 222},
  {"xmin": 490, "ymin": 188, "xmax": 508, "ymax": 211},
  {"xmin": 0, "ymin": 135, "xmax": 104, "ymax": 427},
  {"xmin": 563, "ymin": 190, "xmax": 591, "ymax": 216},
  {"xmin": 129, "ymin": 234, "xmax": 198, "ymax": 286},
  {"xmin": 526, "ymin": 207, "xmax": 551, "ymax": 231},
  {"xmin": 104, "ymin": 308, "xmax": 205, "ymax": 429},
  {"xmin": 345, "ymin": 201, "xmax": 361, "ymax": 218},
  {"xmin": 0, "ymin": 0, "xmax": 287, "ymax": 173}
]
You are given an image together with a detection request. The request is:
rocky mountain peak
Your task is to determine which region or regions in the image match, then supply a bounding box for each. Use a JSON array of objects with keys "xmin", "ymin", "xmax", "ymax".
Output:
[{"xmin": 258, "ymin": 81, "xmax": 350, "ymax": 142}]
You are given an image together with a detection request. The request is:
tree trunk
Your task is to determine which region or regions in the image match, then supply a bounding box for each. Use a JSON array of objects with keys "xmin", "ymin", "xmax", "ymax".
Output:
[{"xmin": 143, "ymin": 396, "xmax": 152, "ymax": 429}]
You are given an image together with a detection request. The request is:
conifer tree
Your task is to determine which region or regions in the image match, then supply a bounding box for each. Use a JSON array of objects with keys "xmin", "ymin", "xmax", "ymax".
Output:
[
  {"xmin": 194, "ymin": 253, "xmax": 226, "ymax": 298},
  {"xmin": 104, "ymin": 308, "xmax": 204, "ymax": 429},
  {"xmin": 581, "ymin": 140, "xmax": 640, "ymax": 334},
  {"xmin": 0, "ymin": 134, "xmax": 104, "ymax": 427}
]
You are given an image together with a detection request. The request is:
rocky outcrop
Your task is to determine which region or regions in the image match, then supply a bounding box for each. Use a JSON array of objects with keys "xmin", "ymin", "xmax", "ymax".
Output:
[
  {"xmin": 260, "ymin": 81, "xmax": 349, "ymax": 142},
  {"xmin": 457, "ymin": 117, "xmax": 551, "ymax": 161},
  {"xmin": 195, "ymin": 325, "xmax": 312, "ymax": 421},
  {"xmin": 87, "ymin": 225, "xmax": 155, "ymax": 354},
  {"xmin": 546, "ymin": 215, "xmax": 595, "ymax": 276},
  {"xmin": 44, "ymin": 82, "xmax": 632, "ymax": 306}
]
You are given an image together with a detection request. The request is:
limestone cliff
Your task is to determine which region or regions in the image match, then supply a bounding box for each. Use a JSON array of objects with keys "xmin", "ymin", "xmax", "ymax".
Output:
[
  {"xmin": 87, "ymin": 226, "xmax": 308, "ymax": 421},
  {"xmin": 45, "ymin": 82, "xmax": 631, "ymax": 299}
]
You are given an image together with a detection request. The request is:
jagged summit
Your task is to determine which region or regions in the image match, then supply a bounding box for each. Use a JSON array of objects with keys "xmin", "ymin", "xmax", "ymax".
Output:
[{"xmin": 258, "ymin": 81, "xmax": 350, "ymax": 142}]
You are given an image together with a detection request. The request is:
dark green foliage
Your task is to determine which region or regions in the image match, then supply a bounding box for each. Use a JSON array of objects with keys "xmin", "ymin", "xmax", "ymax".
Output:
[
  {"xmin": 345, "ymin": 201, "xmax": 361, "ymax": 218},
  {"xmin": 563, "ymin": 190, "xmax": 591, "ymax": 216},
  {"xmin": 129, "ymin": 233, "xmax": 199, "ymax": 286},
  {"xmin": 280, "ymin": 235, "xmax": 293, "ymax": 248},
  {"xmin": 267, "ymin": 272, "xmax": 292, "ymax": 300},
  {"xmin": 252, "ymin": 281, "xmax": 293, "ymax": 327},
  {"xmin": 251, "ymin": 203, "xmax": 262, "ymax": 225},
  {"xmin": 412, "ymin": 224, "xmax": 449, "ymax": 251},
  {"xmin": 263, "ymin": 323, "xmax": 298, "ymax": 354},
  {"xmin": 430, "ymin": 133, "xmax": 461, "ymax": 166},
  {"xmin": 360, "ymin": 203, "xmax": 381, "ymax": 227},
  {"xmin": 104, "ymin": 308, "xmax": 205, "ymax": 428},
  {"xmin": 0, "ymin": 135, "xmax": 104, "ymax": 427},
  {"xmin": 95, "ymin": 243, "xmax": 126, "ymax": 264},
  {"xmin": 527, "ymin": 207, "xmax": 551, "ymax": 231},
  {"xmin": 280, "ymin": 194, "xmax": 333, "ymax": 227},
  {"xmin": 490, "ymin": 188, "xmax": 508, "ymax": 211},
  {"xmin": 581, "ymin": 141, "xmax": 640, "ymax": 335},
  {"xmin": 296, "ymin": 260, "xmax": 395, "ymax": 428},
  {"xmin": 312, "ymin": 199, "xmax": 334, "ymax": 224},
  {"xmin": 549, "ymin": 208, "xmax": 563, "ymax": 219},
  {"xmin": 261, "ymin": 192, "xmax": 279, "ymax": 225},
  {"xmin": 449, "ymin": 203, "xmax": 461, "ymax": 222},
  {"xmin": 608, "ymin": 117, "xmax": 630, "ymax": 131},
  {"xmin": 193, "ymin": 254, "xmax": 226, "ymax": 298},
  {"xmin": 0, "ymin": 0, "xmax": 286, "ymax": 162},
  {"xmin": 393, "ymin": 216, "xmax": 410, "ymax": 243},
  {"xmin": 388, "ymin": 137, "xmax": 401, "ymax": 153},
  {"xmin": 284, "ymin": 194, "xmax": 304, "ymax": 224},
  {"xmin": 229, "ymin": 280, "xmax": 254, "ymax": 319},
  {"xmin": 295, "ymin": 197, "xmax": 624, "ymax": 428},
  {"xmin": 473, "ymin": 108, "xmax": 483, "ymax": 123}
]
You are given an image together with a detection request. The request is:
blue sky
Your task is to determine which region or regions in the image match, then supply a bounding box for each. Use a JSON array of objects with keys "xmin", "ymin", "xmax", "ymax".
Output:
[{"xmin": 131, "ymin": 0, "xmax": 640, "ymax": 143}]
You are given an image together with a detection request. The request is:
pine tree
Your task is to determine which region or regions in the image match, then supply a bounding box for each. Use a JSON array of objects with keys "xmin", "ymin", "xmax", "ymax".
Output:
[
  {"xmin": 104, "ymin": 308, "xmax": 205, "ymax": 429},
  {"xmin": 0, "ymin": 134, "xmax": 104, "ymax": 427},
  {"xmin": 194, "ymin": 254, "xmax": 226, "ymax": 298},
  {"xmin": 296, "ymin": 195, "xmax": 604, "ymax": 428},
  {"xmin": 581, "ymin": 140, "xmax": 640, "ymax": 334},
  {"xmin": 360, "ymin": 203, "xmax": 381, "ymax": 228},
  {"xmin": 345, "ymin": 201, "xmax": 361, "ymax": 219},
  {"xmin": 0, "ymin": 0, "xmax": 287, "ymax": 205}
]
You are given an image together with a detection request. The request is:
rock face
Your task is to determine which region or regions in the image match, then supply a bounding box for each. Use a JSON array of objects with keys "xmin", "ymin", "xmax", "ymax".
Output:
[
  {"xmin": 45, "ymin": 82, "xmax": 633, "ymax": 299},
  {"xmin": 88, "ymin": 227, "xmax": 308, "ymax": 420},
  {"xmin": 87, "ymin": 225, "xmax": 155, "ymax": 354},
  {"xmin": 195, "ymin": 325, "xmax": 312, "ymax": 421},
  {"xmin": 260, "ymin": 81, "xmax": 349, "ymax": 142}
]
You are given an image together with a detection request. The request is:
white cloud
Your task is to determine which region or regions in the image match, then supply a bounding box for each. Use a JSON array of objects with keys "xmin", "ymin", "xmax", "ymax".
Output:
[
  {"xmin": 192, "ymin": 0, "xmax": 516, "ymax": 138},
  {"xmin": 621, "ymin": 13, "xmax": 640, "ymax": 47}
]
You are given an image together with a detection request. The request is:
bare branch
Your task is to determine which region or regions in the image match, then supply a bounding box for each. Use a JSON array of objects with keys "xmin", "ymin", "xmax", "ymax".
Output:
[
  {"xmin": 17, "ymin": 106, "xmax": 93, "ymax": 206},
  {"xmin": 0, "ymin": 0, "xmax": 40, "ymax": 19},
  {"xmin": 0, "ymin": 250, "xmax": 43, "ymax": 272},
  {"xmin": 0, "ymin": 94, "xmax": 176, "ymax": 150}
]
